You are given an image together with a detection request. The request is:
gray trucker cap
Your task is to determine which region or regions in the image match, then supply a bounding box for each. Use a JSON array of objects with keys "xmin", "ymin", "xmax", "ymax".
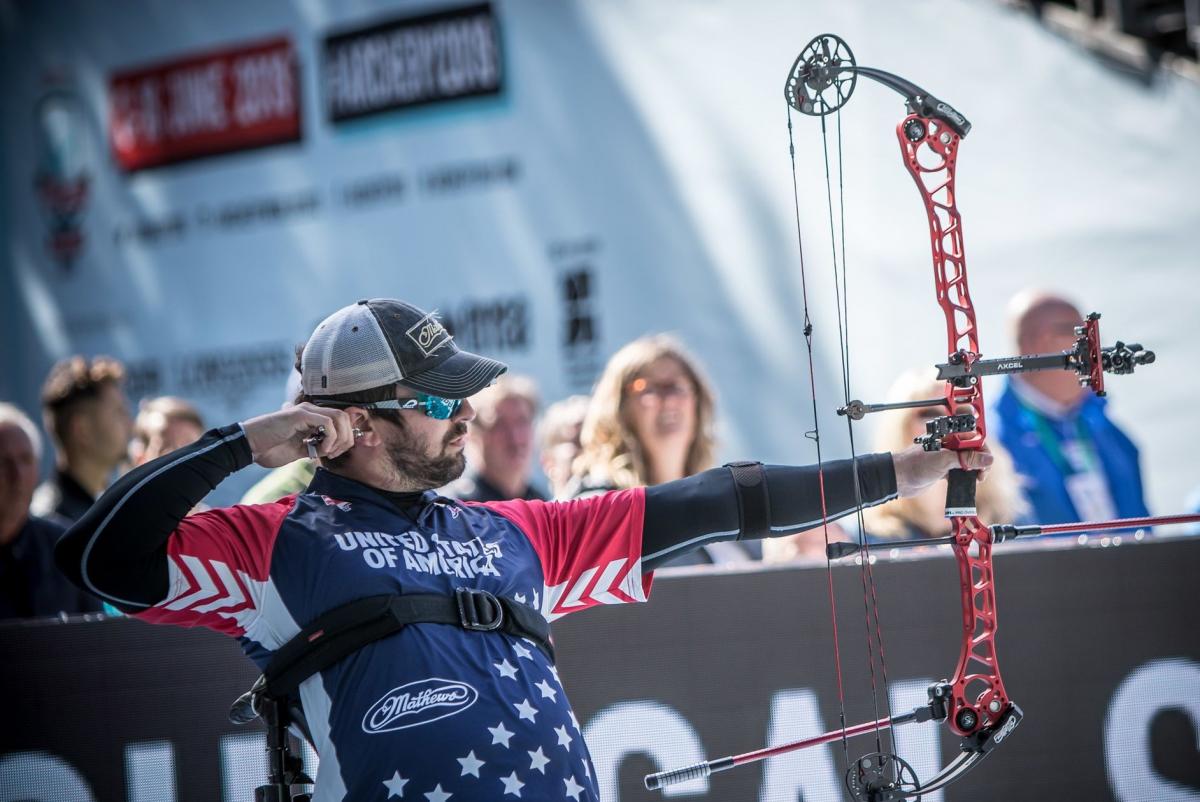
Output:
[{"xmin": 300, "ymin": 299, "xmax": 507, "ymax": 400}]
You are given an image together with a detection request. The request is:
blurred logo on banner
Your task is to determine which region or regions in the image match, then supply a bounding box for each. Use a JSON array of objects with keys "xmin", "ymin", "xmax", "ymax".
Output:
[
  {"xmin": 440, "ymin": 296, "xmax": 529, "ymax": 356},
  {"xmin": 108, "ymin": 36, "xmax": 301, "ymax": 171},
  {"xmin": 323, "ymin": 2, "xmax": 503, "ymax": 124},
  {"xmin": 33, "ymin": 80, "xmax": 97, "ymax": 271},
  {"xmin": 551, "ymin": 239, "xmax": 604, "ymax": 392}
]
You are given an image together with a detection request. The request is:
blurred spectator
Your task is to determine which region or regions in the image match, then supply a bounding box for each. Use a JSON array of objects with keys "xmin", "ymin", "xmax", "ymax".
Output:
[
  {"xmin": 539, "ymin": 395, "xmax": 590, "ymax": 499},
  {"xmin": 241, "ymin": 369, "xmax": 316, "ymax": 503},
  {"xmin": 0, "ymin": 402, "xmax": 103, "ymax": 619},
  {"xmin": 857, "ymin": 372, "xmax": 1024, "ymax": 542},
  {"xmin": 31, "ymin": 356, "xmax": 132, "ymax": 523},
  {"xmin": 760, "ymin": 521, "xmax": 848, "ymax": 563},
  {"xmin": 993, "ymin": 290, "xmax": 1149, "ymax": 526},
  {"xmin": 447, "ymin": 375, "xmax": 546, "ymax": 502},
  {"xmin": 130, "ymin": 396, "xmax": 205, "ymax": 465},
  {"xmin": 131, "ymin": 396, "xmax": 209, "ymax": 516},
  {"xmin": 571, "ymin": 334, "xmax": 756, "ymax": 565}
]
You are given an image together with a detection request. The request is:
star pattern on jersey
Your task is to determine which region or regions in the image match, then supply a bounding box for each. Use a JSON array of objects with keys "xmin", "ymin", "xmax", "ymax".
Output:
[
  {"xmin": 424, "ymin": 784, "xmax": 452, "ymax": 802},
  {"xmin": 528, "ymin": 746, "xmax": 550, "ymax": 774},
  {"xmin": 569, "ymin": 709, "xmax": 581, "ymax": 732},
  {"xmin": 489, "ymin": 721, "xmax": 515, "ymax": 748},
  {"xmin": 500, "ymin": 771, "xmax": 525, "ymax": 797},
  {"xmin": 514, "ymin": 698, "xmax": 538, "ymax": 722},
  {"xmin": 514, "ymin": 591, "xmax": 528, "ymax": 604},
  {"xmin": 383, "ymin": 771, "xmax": 409, "ymax": 798},
  {"xmin": 555, "ymin": 724, "xmax": 573, "ymax": 750},
  {"xmin": 531, "ymin": 588, "xmax": 540, "ymax": 609},
  {"xmin": 564, "ymin": 775, "xmax": 585, "ymax": 800},
  {"xmin": 535, "ymin": 679, "xmax": 558, "ymax": 701},
  {"xmin": 512, "ymin": 640, "xmax": 534, "ymax": 660},
  {"xmin": 494, "ymin": 658, "xmax": 519, "ymax": 680},
  {"xmin": 457, "ymin": 750, "xmax": 485, "ymax": 778}
]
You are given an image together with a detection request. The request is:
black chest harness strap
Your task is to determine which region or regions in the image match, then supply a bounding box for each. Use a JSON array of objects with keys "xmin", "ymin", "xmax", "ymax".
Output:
[{"xmin": 230, "ymin": 588, "xmax": 553, "ymax": 725}]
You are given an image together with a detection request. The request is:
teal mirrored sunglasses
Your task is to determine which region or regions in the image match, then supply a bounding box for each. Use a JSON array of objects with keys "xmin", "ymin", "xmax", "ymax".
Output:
[
  {"xmin": 315, "ymin": 392, "xmax": 463, "ymax": 420},
  {"xmin": 361, "ymin": 392, "xmax": 463, "ymax": 420}
]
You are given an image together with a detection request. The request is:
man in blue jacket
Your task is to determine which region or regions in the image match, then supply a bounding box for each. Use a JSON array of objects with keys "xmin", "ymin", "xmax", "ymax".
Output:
[{"xmin": 993, "ymin": 291, "xmax": 1149, "ymax": 527}]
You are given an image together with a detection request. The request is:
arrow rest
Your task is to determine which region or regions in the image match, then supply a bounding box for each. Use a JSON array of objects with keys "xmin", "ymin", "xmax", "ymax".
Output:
[{"xmin": 915, "ymin": 413, "xmax": 976, "ymax": 451}]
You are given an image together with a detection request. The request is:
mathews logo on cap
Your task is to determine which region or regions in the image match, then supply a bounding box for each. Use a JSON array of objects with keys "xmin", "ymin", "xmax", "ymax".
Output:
[{"xmin": 405, "ymin": 312, "xmax": 452, "ymax": 357}]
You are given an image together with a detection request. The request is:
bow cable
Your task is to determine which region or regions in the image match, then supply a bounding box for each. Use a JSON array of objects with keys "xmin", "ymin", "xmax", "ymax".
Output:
[{"xmin": 784, "ymin": 105, "xmax": 853, "ymax": 773}]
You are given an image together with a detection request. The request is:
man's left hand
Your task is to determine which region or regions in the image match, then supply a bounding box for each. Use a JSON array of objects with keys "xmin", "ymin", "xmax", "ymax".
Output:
[{"xmin": 892, "ymin": 446, "xmax": 993, "ymax": 499}]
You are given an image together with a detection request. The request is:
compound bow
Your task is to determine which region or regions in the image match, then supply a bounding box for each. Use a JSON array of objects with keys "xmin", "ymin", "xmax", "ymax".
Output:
[{"xmin": 645, "ymin": 33, "xmax": 1197, "ymax": 801}]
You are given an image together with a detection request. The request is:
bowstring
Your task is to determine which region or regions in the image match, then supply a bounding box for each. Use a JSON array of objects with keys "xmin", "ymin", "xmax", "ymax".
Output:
[
  {"xmin": 806, "ymin": 101, "xmax": 899, "ymax": 773},
  {"xmin": 827, "ymin": 103, "xmax": 899, "ymax": 763},
  {"xmin": 785, "ymin": 105, "xmax": 852, "ymax": 773}
]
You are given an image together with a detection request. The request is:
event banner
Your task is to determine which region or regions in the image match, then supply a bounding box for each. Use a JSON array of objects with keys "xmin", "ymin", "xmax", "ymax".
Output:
[
  {"xmin": 2, "ymin": 537, "xmax": 1197, "ymax": 801},
  {"xmin": 109, "ymin": 36, "xmax": 301, "ymax": 171}
]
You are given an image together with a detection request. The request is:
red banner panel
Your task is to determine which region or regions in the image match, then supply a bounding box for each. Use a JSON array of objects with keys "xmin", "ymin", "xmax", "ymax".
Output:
[{"xmin": 109, "ymin": 37, "xmax": 301, "ymax": 171}]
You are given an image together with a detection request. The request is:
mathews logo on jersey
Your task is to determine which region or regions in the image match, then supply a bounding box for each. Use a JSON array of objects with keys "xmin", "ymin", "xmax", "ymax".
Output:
[{"xmin": 362, "ymin": 678, "xmax": 479, "ymax": 734}]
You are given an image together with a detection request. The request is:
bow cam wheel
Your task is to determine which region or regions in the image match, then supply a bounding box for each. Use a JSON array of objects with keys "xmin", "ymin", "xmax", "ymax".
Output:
[
  {"xmin": 845, "ymin": 751, "xmax": 921, "ymax": 802},
  {"xmin": 785, "ymin": 33, "xmax": 857, "ymax": 116}
]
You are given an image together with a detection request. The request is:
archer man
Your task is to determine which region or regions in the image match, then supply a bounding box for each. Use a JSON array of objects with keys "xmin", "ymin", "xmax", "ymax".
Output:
[{"xmin": 56, "ymin": 297, "xmax": 989, "ymax": 802}]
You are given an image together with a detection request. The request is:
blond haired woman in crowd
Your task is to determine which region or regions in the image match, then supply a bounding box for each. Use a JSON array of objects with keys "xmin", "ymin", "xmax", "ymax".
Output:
[
  {"xmin": 570, "ymin": 334, "xmax": 755, "ymax": 565},
  {"xmin": 764, "ymin": 369, "xmax": 1025, "ymax": 562},
  {"xmin": 859, "ymin": 371, "xmax": 1026, "ymax": 543}
]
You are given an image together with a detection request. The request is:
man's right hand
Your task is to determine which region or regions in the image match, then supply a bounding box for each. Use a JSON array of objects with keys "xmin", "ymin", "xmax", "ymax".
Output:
[{"xmin": 240, "ymin": 403, "xmax": 357, "ymax": 468}]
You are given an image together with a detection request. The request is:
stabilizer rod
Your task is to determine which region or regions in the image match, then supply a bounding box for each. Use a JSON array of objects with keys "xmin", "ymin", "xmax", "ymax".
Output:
[
  {"xmin": 827, "ymin": 513, "xmax": 1200, "ymax": 559},
  {"xmin": 646, "ymin": 684, "xmax": 951, "ymax": 791}
]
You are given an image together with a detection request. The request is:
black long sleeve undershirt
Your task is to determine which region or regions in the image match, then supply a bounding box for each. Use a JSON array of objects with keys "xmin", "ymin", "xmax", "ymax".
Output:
[
  {"xmin": 55, "ymin": 423, "xmax": 897, "ymax": 609},
  {"xmin": 55, "ymin": 424, "xmax": 252, "ymax": 611},
  {"xmin": 640, "ymin": 455, "xmax": 896, "ymax": 571}
]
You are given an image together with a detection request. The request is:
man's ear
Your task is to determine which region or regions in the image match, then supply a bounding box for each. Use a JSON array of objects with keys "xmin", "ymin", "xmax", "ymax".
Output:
[{"xmin": 348, "ymin": 409, "xmax": 383, "ymax": 447}]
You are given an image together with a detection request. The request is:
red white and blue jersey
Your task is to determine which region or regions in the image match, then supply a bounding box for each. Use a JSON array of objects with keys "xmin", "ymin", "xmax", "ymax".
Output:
[{"xmin": 136, "ymin": 469, "xmax": 652, "ymax": 802}]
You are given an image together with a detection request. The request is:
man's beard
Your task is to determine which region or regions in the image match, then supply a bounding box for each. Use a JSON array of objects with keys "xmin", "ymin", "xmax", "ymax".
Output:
[{"xmin": 385, "ymin": 421, "xmax": 469, "ymax": 489}]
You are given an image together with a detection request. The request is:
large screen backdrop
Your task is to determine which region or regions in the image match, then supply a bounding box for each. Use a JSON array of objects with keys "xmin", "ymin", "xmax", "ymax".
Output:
[
  {"xmin": 2, "ymin": 0, "xmax": 1200, "ymax": 511},
  {"xmin": 3, "ymin": 537, "xmax": 1198, "ymax": 802}
]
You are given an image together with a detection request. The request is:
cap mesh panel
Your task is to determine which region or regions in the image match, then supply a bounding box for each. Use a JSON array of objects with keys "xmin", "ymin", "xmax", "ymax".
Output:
[{"xmin": 302, "ymin": 305, "xmax": 402, "ymax": 395}]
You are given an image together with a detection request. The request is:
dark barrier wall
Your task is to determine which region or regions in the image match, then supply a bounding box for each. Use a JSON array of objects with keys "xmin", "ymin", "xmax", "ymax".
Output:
[{"xmin": 3, "ymin": 537, "xmax": 1198, "ymax": 801}]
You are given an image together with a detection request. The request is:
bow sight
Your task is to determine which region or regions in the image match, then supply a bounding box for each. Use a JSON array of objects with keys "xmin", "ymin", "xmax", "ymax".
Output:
[{"xmin": 841, "ymin": 312, "xmax": 1157, "ymax": 450}]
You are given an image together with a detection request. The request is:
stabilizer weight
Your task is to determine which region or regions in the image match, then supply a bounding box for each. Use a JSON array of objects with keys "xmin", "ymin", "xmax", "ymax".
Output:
[
  {"xmin": 645, "ymin": 761, "xmax": 710, "ymax": 790},
  {"xmin": 645, "ymin": 756, "xmax": 734, "ymax": 790}
]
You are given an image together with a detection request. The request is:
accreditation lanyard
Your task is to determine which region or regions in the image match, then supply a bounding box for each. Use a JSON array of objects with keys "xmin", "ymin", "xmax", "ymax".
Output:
[
  {"xmin": 1015, "ymin": 397, "xmax": 1117, "ymax": 522},
  {"xmin": 1015, "ymin": 397, "xmax": 1097, "ymax": 475}
]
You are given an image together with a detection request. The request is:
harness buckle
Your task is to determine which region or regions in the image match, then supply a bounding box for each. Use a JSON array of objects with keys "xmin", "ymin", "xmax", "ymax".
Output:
[{"xmin": 455, "ymin": 587, "xmax": 504, "ymax": 632}]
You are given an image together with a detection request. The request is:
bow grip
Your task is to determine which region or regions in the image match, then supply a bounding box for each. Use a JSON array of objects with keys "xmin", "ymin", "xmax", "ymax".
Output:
[{"xmin": 945, "ymin": 468, "xmax": 978, "ymax": 518}]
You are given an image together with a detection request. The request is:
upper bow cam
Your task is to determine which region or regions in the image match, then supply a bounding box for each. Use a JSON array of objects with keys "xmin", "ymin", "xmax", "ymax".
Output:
[{"xmin": 784, "ymin": 33, "xmax": 971, "ymax": 137}]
